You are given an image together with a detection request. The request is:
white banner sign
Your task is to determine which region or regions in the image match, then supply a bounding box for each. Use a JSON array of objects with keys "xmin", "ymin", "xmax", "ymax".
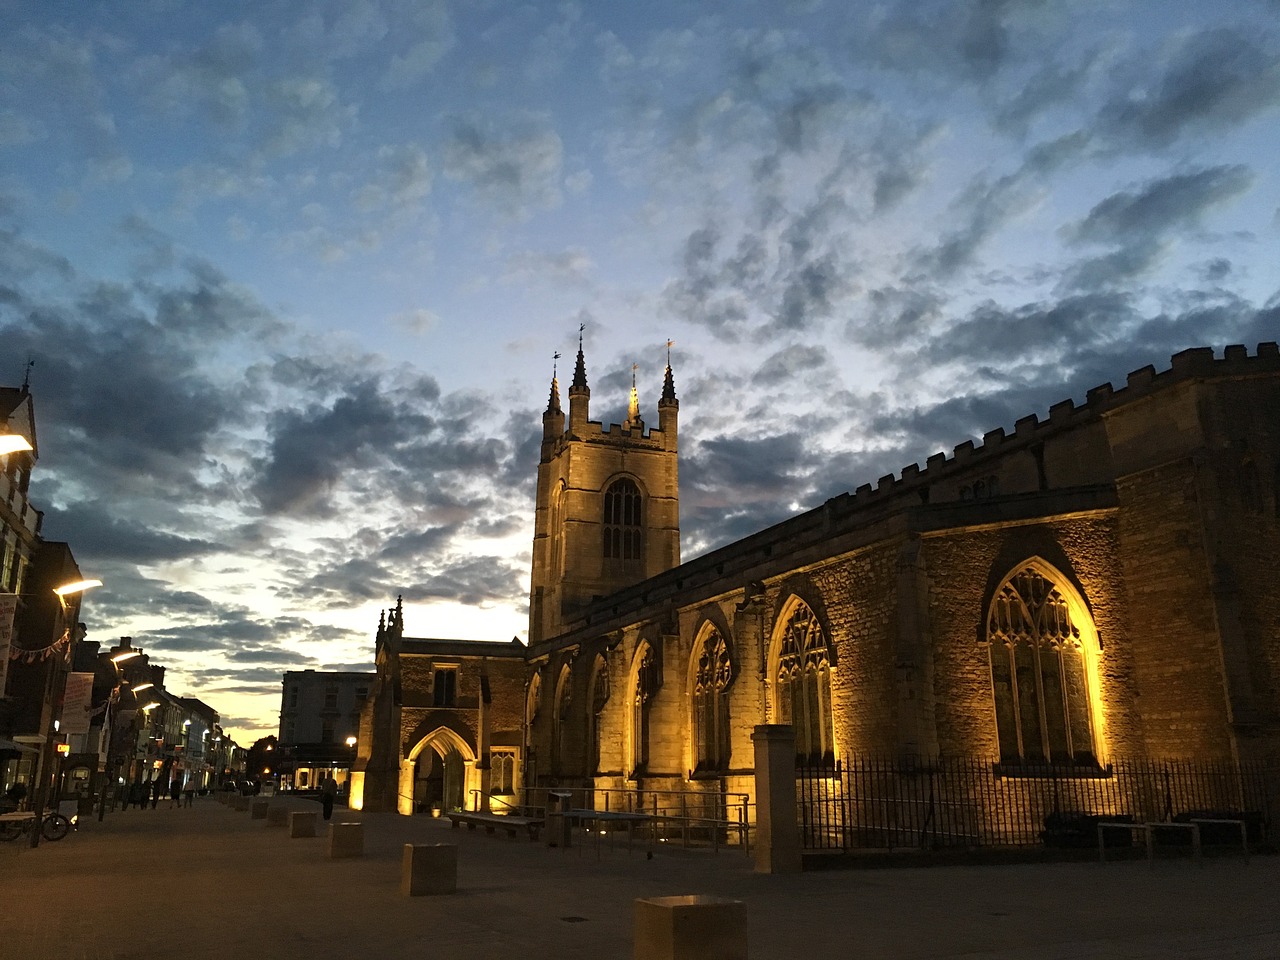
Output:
[
  {"xmin": 0, "ymin": 591, "xmax": 16, "ymax": 696},
  {"xmin": 60, "ymin": 671, "xmax": 96, "ymax": 736}
]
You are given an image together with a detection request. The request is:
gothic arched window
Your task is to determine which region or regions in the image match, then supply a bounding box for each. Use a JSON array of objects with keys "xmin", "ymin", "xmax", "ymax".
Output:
[
  {"xmin": 551, "ymin": 481, "xmax": 567, "ymax": 575},
  {"xmin": 772, "ymin": 600, "xmax": 835, "ymax": 764},
  {"xmin": 551, "ymin": 664, "xmax": 572, "ymax": 774},
  {"xmin": 987, "ymin": 565, "xmax": 1099, "ymax": 766},
  {"xmin": 525, "ymin": 671, "xmax": 542, "ymax": 730},
  {"xmin": 603, "ymin": 478, "xmax": 643, "ymax": 562},
  {"xmin": 629, "ymin": 644, "xmax": 657, "ymax": 777},
  {"xmin": 589, "ymin": 655, "xmax": 610, "ymax": 774},
  {"xmin": 691, "ymin": 626, "xmax": 733, "ymax": 773}
]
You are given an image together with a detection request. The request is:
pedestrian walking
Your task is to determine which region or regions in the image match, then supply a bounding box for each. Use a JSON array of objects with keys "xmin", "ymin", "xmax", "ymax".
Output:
[
  {"xmin": 169, "ymin": 778, "xmax": 182, "ymax": 808},
  {"xmin": 320, "ymin": 775, "xmax": 337, "ymax": 821},
  {"xmin": 150, "ymin": 778, "xmax": 162, "ymax": 809},
  {"xmin": 182, "ymin": 783, "xmax": 195, "ymax": 808}
]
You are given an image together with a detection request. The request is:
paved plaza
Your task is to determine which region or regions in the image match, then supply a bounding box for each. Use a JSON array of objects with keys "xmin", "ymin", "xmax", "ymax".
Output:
[{"xmin": 2, "ymin": 797, "xmax": 1277, "ymax": 959}]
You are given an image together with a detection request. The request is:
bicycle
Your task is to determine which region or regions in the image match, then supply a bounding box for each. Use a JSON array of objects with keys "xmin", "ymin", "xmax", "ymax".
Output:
[{"xmin": 0, "ymin": 809, "xmax": 72, "ymax": 842}]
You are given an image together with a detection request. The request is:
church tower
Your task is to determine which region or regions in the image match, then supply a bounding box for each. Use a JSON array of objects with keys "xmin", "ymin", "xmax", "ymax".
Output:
[{"xmin": 528, "ymin": 338, "xmax": 680, "ymax": 646}]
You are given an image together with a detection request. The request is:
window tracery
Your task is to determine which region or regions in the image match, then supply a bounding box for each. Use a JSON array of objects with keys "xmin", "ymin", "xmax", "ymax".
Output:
[
  {"xmin": 589, "ymin": 655, "xmax": 609, "ymax": 773},
  {"xmin": 691, "ymin": 626, "xmax": 732, "ymax": 773},
  {"xmin": 603, "ymin": 478, "xmax": 643, "ymax": 562},
  {"xmin": 551, "ymin": 664, "xmax": 572, "ymax": 773},
  {"xmin": 629, "ymin": 644, "xmax": 657, "ymax": 776},
  {"xmin": 773, "ymin": 601, "xmax": 834, "ymax": 764},
  {"xmin": 987, "ymin": 566, "xmax": 1097, "ymax": 765}
]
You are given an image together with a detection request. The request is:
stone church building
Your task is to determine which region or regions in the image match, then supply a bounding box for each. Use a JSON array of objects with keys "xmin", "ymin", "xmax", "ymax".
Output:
[{"xmin": 351, "ymin": 342, "xmax": 1280, "ymax": 828}]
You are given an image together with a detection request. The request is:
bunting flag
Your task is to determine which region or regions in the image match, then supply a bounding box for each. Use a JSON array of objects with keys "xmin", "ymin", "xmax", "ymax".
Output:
[{"xmin": 8, "ymin": 630, "xmax": 70, "ymax": 664}]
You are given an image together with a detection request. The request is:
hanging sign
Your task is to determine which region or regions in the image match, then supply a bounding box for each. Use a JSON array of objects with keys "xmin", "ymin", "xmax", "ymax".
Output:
[{"xmin": 60, "ymin": 671, "xmax": 96, "ymax": 736}]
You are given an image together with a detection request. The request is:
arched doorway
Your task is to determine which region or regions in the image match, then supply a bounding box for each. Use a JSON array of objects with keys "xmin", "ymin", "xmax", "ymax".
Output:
[{"xmin": 403, "ymin": 726, "xmax": 476, "ymax": 816}]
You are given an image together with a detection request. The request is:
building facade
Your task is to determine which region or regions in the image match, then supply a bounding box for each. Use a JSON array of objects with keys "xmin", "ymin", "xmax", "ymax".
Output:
[
  {"xmin": 277, "ymin": 668, "xmax": 374, "ymax": 792},
  {"xmin": 360, "ymin": 342, "xmax": 1280, "ymax": 826}
]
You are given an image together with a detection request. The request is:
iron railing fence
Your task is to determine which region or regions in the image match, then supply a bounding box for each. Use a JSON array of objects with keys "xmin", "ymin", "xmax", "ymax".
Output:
[
  {"xmin": 796, "ymin": 755, "xmax": 1278, "ymax": 851},
  {"xmin": 521, "ymin": 783, "xmax": 753, "ymax": 850}
]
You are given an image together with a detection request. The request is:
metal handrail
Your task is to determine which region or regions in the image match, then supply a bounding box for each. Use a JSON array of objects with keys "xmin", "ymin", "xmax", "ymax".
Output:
[{"xmin": 522, "ymin": 784, "xmax": 754, "ymax": 853}]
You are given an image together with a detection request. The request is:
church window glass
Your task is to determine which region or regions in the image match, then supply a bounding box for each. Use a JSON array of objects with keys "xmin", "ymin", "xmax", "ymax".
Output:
[
  {"xmin": 491, "ymin": 749, "xmax": 516, "ymax": 795},
  {"xmin": 551, "ymin": 664, "xmax": 572, "ymax": 773},
  {"xmin": 630, "ymin": 644, "xmax": 657, "ymax": 776},
  {"xmin": 691, "ymin": 627, "xmax": 732, "ymax": 772},
  {"xmin": 432, "ymin": 669, "xmax": 457, "ymax": 707},
  {"xmin": 603, "ymin": 478, "xmax": 643, "ymax": 562},
  {"xmin": 987, "ymin": 567, "xmax": 1096, "ymax": 765},
  {"xmin": 773, "ymin": 602, "xmax": 834, "ymax": 764},
  {"xmin": 589, "ymin": 655, "xmax": 609, "ymax": 773}
]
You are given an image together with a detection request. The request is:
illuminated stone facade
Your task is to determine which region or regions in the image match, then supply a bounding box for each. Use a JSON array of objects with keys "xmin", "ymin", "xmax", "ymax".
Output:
[
  {"xmin": 351, "ymin": 601, "xmax": 528, "ymax": 814},
  {"xmin": 359, "ymin": 342, "xmax": 1280, "ymax": 816}
]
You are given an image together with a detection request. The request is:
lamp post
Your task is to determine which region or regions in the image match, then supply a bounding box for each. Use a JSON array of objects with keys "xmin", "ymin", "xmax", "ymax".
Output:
[
  {"xmin": 28, "ymin": 578, "xmax": 101, "ymax": 848},
  {"xmin": 97, "ymin": 673, "xmax": 138, "ymax": 822}
]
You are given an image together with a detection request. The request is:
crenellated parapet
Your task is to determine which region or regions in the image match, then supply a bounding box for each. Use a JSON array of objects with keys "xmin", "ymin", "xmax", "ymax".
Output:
[{"xmin": 846, "ymin": 341, "xmax": 1280, "ymax": 506}]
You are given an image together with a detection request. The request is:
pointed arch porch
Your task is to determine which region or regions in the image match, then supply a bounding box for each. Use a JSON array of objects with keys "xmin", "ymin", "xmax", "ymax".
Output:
[{"xmin": 399, "ymin": 717, "xmax": 479, "ymax": 816}]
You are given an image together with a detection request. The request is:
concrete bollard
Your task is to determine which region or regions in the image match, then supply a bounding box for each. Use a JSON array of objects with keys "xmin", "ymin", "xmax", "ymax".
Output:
[
  {"xmin": 329, "ymin": 822, "xmax": 363, "ymax": 859},
  {"xmin": 400, "ymin": 843, "xmax": 457, "ymax": 896},
  {"xmin": 633, "ymin": 895, "xmax": 747, "ymax": 960},
  {"xmin": 289, "ymin": 811, "xmax": 318, "ymax": 838},
  {"xmin": 266, "ymin": 805, "xmax": 289, "ymax": 827},
  {"xmin": 250, "ymin": 799, "xmax": 269, "ymax": 819}
]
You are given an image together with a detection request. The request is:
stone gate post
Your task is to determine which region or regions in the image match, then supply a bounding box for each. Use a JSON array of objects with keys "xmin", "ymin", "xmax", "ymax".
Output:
[{"xmin": 751, "ymin": 724, "xmax": 802, "ymax": 874}]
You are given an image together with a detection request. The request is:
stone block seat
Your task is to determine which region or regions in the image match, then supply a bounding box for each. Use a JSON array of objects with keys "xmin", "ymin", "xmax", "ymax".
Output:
[
  {"xmin": 289, "ymin": 810, "xmax": 318, "ymax": 838},
  {"xmin": 401, "ymin": 843, "xmax": 457, "ymax": 896},
  {"xmin": 329, "ymin": 821, "xmax": 364, "ymax": 859},
  {"xmin": 634, "ymin": 895, "xmax": 747, "ymax": 960}
]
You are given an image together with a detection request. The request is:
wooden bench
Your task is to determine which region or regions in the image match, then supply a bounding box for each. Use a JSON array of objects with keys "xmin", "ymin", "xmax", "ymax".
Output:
[
  {"xmin": 1097, "ymin": 821, "xmax": 1202, "ymax": 866},
  {"xmin": 447, "ymin": 811, "xmax": 542, "ymax": 841}
]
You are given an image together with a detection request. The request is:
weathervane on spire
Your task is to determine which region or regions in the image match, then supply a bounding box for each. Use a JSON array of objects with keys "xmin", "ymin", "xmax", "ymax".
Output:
[
  {"xmin": 666, "ymin": 339, "xmax": 674, "ymax": 366},
  {"xmin": 21, "ymin": 358, "xmax": 33, "ymax": 394},
  {"xmin": 553, "ymin": 350, "xmax": 561, "ymax": 379}
]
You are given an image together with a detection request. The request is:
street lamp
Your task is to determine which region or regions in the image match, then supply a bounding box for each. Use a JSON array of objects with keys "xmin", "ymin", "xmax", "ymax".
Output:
[
  {"xmin": 97, "ymin": 674, "xmax": 139, "ymax": 822},
  {"xmin": 29, "ymin": 578, "xmax": 101, "ymax": 848},
  {"xmin": 0, "ymin": 435, "xmax": 33, "ymax": 455}
]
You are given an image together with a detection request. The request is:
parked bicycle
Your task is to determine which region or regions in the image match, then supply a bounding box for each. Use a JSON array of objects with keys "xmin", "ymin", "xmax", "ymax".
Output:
[{"xmin": 0, "ymin": 809, "xmax": 71, "ymax": 842}]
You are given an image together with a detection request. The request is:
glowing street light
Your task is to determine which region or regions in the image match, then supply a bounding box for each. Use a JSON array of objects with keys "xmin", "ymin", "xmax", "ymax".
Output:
[
  {"xmin": 0, "ymin": 435, "xmax": 32, "ymax": 455},
  {"xmin": 110, "ymin": 650, "xmax": 140, "ymax": 664},
  {"xmin": 54, "ymin": 578, "xmax": 103, "ymax": 597},
  {"xmin": 345, "ymin": 736, "xmax": 357, "ymax": 748},
  {"xmin": 132, "ymin": 682, "xmax": 154, "ymax": 693}
]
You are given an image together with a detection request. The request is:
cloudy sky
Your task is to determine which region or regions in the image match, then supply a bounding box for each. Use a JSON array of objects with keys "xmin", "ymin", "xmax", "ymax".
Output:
[{"xmin": 3, "ymin": 0, "xmax": 1278, "ymax": 742}]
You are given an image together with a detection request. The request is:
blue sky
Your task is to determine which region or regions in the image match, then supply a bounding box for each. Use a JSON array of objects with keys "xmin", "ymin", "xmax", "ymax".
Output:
[{"xmin": 3, "ymin": 0, "xmax": 1278, "ymax": 741}]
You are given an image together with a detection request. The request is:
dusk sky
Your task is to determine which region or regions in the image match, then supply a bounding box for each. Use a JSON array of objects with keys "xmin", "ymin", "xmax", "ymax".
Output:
[{"xmin": 3, "ymin": 0, "xmax": 1278, "ymax": 742}]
